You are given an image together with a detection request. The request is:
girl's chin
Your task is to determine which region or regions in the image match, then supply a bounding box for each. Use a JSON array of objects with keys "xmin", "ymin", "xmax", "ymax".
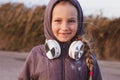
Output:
[{"xmin": 57, "ymin": 38, "xmax": 71, "ymax": 42}]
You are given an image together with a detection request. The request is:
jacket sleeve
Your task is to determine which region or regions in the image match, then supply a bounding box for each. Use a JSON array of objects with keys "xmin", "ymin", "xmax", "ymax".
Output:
[
  {"xmin": 18, "ymin": 51, "xmax": 35, "ymax": 80},
  {"xmin": 92, "ymin": 55, "xmax": 102, "ymax": 80}
]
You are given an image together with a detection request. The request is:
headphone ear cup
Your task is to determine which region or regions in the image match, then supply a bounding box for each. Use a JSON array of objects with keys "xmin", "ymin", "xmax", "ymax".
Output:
[
  {"xmin": 69, "ymin": 41, "xmax": 84, "ymax": 60},
  {"xmin": 45, "ymin": 40, "xmax": 61, "ymax": 59}
]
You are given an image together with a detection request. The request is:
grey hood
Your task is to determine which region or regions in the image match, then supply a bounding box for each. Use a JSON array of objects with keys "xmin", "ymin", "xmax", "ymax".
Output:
[{"xmin": 44, "ymin": 0, "xmax": 84, "ymax": 40}]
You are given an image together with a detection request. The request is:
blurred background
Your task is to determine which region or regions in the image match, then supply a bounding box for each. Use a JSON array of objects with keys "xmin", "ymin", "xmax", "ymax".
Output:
[{"xmin": 0, "ymin": 0, "xmax": 120, "ymax": 61}]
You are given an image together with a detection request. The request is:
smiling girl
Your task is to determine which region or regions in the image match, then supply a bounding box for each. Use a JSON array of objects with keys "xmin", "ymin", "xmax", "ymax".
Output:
[{"xmin": 19, "ymin": 0, "xmax": 102, "ymax": 80}]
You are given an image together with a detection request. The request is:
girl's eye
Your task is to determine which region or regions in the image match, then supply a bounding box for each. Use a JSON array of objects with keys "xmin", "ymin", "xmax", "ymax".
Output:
[
  {"xmin": 68, "ymin": 20, "xmax": 76, "ymax": 23},
  {"xmin": 54, "ymin": 20, "xmax": 61, "ymax": 23}
]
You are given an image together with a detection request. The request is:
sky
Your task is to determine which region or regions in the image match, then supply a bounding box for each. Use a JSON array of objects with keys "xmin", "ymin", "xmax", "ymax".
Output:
[{"xmin": 0, "ymin": 0, "xmax": 120, "ymax": 18}]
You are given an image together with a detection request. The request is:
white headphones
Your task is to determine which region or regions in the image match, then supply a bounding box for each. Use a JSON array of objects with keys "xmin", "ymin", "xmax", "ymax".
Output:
[{"xmin": 45, "ymin": 40, "xmax": 84, "ymax": 60}]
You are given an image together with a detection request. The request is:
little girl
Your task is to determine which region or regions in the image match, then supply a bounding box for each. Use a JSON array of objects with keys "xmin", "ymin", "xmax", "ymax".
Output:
[{"xmin": 19, "ymin": 0, "xmax": 102, "ymax": 80}]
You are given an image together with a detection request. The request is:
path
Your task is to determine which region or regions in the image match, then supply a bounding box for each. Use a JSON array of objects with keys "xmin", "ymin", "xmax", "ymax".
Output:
[{"xmin": 0, "ymin": 51, "xmax": 120, "ymax": 80}]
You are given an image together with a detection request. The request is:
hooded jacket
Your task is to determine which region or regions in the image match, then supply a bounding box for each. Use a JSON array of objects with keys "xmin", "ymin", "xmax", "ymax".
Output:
[{"xmin": 19, "ymin": 0, "xmax": 102, "ymax": 80}]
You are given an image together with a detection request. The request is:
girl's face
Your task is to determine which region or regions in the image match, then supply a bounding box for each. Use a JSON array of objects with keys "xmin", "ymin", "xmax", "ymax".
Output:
[{"xmin": 52, "ymin": 2, "xmax": 78, "ymax": 42}]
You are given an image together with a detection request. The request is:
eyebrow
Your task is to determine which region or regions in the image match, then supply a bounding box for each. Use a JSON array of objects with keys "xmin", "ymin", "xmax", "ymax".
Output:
[
  {"xmin": 68, "ymin": 17, "xmax": 77, "ymax": 20},
  {"xmin": 69, "ymin": 17, "xmax": 77, "ymax": 19}
]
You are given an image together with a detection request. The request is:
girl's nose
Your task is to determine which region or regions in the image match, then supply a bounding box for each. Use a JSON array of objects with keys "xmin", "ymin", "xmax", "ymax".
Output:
[{"xmin": 61, "ymin": 22, "xmax": 69, "ymax": 31}]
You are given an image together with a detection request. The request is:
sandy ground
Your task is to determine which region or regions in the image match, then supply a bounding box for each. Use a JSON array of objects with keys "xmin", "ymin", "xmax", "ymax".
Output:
[{"xmin": 0, "ymin": 51, "xmax": 120, "ymax": 80}]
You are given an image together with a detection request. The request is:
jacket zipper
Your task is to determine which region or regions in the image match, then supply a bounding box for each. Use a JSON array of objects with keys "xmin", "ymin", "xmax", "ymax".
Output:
[
  {"xmin": 62, "ymin": 56, "xmax": 65, "ymax": 80},
  {"xmin": 61, "ymin": 44, "xmax": 65, "ymax": 80}
]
